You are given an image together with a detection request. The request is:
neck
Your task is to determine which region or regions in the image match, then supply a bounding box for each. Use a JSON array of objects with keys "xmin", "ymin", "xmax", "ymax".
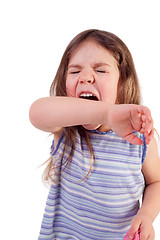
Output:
[{"xmin": 98, "ymin": 125, "xmax": 111, "ymax": 132}]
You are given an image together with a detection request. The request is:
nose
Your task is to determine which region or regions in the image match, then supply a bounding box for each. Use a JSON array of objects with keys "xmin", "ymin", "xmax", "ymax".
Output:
[{"xmin": 79, "ymin": 70, "xmax": 95, "ymax": 84}]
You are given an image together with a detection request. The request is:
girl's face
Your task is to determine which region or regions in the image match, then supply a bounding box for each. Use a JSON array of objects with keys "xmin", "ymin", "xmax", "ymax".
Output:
[{"xmin": 66, "ymin": 40, "xmax": 120, "ymax": 131}]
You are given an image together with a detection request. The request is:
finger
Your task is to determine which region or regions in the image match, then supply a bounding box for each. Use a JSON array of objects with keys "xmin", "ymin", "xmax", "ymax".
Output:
[
  {"xmin": 139, "ymin": 222, "xmax": 155, "ymax": 240},
  {"xmin": 141, "ymin": 123, "xmax": 152, "ymax": 137},
  {"xmin": 140, "ymin": 106, "xmax": 152, "ymax": 122},
  {"xmin": 139, "ymin": 230, "xmax": 149, "ymax": 240},
  {"xmin": 148, "ymin": 232, "xmax": 155, "ymax": 240},
  {"xmin": 140, "ymin": 118, "xmax": 154, "ymax": 144},
  {"xmin": 144, "ymin": 129, "xmax": 154, "ymax": 145},
  {"xmin": 128, "ymin": 218, "xmax": 141, "ymax": 239},
  {"xmin": 128, "ymin": 230, "xmax": 139, "ymax": 240},
  {"xmin": 140, "ymin": 118, "xmax": 153, "ymax": 136},
  {"xmin": 124, "ymin": 133, "xmax": 143, "ymax": 145}
]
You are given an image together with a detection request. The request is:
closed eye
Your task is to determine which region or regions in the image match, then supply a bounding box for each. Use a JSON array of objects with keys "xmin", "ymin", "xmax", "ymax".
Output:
[
  {"xmin": 96, "ymin": 70, "xmax": 105, "ymax": 73},
  {"xmin": 70, "ymin": 71, "xmax": 80, "ymax": 74}
]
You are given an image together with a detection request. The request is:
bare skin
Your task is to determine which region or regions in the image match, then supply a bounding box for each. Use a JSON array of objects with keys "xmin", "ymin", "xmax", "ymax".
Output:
[
  {"xmin": 29, "ymin": 96, "xmax": 153, "ymax": 145},
  {"xmin": 29, "ymin": 96, "xmax": 160, "ymax": 240},
  {"xmin": 29, "ymin": 40, "xmax": 160, "ymax": 240}
]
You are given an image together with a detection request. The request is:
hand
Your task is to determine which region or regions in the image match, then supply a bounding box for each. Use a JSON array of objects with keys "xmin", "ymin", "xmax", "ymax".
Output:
[
  {"xmin": 128, "ymin": 213, "xmax": 155, "ymax": 240},
  {"xmin": 107, "ymin": 104, "xmax": 154, "ymax": 145}
]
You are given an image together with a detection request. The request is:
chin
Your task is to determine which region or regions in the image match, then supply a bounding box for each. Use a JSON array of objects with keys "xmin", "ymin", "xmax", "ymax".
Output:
[{"xmin": 82, "ymin": 124, "xmax": 101, "ymax": 130}]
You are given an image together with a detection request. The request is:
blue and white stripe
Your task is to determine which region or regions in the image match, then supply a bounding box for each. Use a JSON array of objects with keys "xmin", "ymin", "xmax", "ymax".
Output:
[{"xmin": 38, "ymin": 130, "xmax": 146, "ymax": 240}]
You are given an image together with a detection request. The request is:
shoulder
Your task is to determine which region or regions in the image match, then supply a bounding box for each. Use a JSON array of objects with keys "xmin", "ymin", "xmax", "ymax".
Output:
[{"xmin": 142, "ymin": 136, "xmax": 160, "ymax": 185}]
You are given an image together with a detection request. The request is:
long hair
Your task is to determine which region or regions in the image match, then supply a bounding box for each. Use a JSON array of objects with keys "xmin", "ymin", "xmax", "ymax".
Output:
[{"xmin": 43, "ymin": 29, "xmax": 141, "ymax": 184}]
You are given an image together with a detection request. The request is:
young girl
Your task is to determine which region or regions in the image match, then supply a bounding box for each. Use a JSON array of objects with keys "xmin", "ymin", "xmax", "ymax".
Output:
[{"xmin": 29, "ymin": 29, "xmax": 160, "ymax": 240}]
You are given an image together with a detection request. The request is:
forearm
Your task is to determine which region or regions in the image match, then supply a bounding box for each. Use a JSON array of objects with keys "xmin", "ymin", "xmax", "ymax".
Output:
[
  {"xmin": 138, "ymin": 181, "xmax": 160, "ymax": 222},
  {"xmin": 29, "ymin": 96, "xmax": 110, "ymax": 131}
]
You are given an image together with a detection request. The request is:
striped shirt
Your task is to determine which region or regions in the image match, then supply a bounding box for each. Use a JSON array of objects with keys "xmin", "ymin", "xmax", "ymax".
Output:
[{"xmin": 38, "ymin": 129, "xmax": 147, "ymax": 240}]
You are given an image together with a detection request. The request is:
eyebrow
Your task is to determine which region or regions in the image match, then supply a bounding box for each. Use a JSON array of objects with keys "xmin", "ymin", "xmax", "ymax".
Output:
[
  {"xmin": 94, "ymin": 63, "xmax": 110, "ymax": 68},
  {"xmin": 68, "ymin": 63, "xmax": 110, "ymax": 69},
  {"xmin": 68, "ymin": 64, "xmax": 82, "ymax": 69}
]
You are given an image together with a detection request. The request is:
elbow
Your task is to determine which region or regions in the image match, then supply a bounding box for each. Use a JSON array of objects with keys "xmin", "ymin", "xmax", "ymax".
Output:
[
  {"xmin": 29, "ymin": 102, "xmax": 38, "ymax": 128},
  {"xmin": 29, "ymin": 97, "xmax": 61, "ymax": 132},
  {"xmin": 29, "ymin": 99, "xmax": 42, "ymax": 129},
  {"xmin": 29, "ymin": 97, "xmax": 56, "ymax": 132}
]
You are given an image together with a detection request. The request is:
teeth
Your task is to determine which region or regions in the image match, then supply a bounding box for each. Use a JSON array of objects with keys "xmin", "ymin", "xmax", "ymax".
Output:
[{"xmin": 80, "ymin": 93, "xmax": 96, "ymax": 97}]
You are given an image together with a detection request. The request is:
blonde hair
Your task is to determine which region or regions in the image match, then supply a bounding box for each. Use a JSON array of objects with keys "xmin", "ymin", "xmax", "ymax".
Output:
[{"xmin": 43, "ymin": 29, "xmax": 141, "ymax": 184}]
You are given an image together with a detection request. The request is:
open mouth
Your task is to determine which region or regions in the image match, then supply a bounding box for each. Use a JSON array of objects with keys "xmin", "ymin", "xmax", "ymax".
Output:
[{"xmin": 79, "ymin": 93, "xmax": 99, "ymax": 101}]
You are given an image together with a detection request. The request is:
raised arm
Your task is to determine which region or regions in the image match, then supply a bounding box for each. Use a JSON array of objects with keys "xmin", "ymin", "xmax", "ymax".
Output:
[
  {"xmin": 29, "ymin": 96, "xmax": 110, "ymax": 132},
  {"xmin": 29, "ymin": 96, "xmax": 153, "ymax": 145}
]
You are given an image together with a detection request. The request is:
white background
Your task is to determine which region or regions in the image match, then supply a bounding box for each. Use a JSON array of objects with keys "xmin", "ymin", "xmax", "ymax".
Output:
[{"xmin": 0, "ymin": 0, "xmax": 160, "ymax": 239}]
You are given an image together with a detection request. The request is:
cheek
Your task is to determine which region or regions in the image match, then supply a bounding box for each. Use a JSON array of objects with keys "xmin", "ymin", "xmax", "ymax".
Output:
[
  {"xmin": 101, "ymin": 82, "xmax": 118, "ymax": 103},
  {"xmin": 66, "ymin": 78, "xmax": 76, "ymax": 97}
]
